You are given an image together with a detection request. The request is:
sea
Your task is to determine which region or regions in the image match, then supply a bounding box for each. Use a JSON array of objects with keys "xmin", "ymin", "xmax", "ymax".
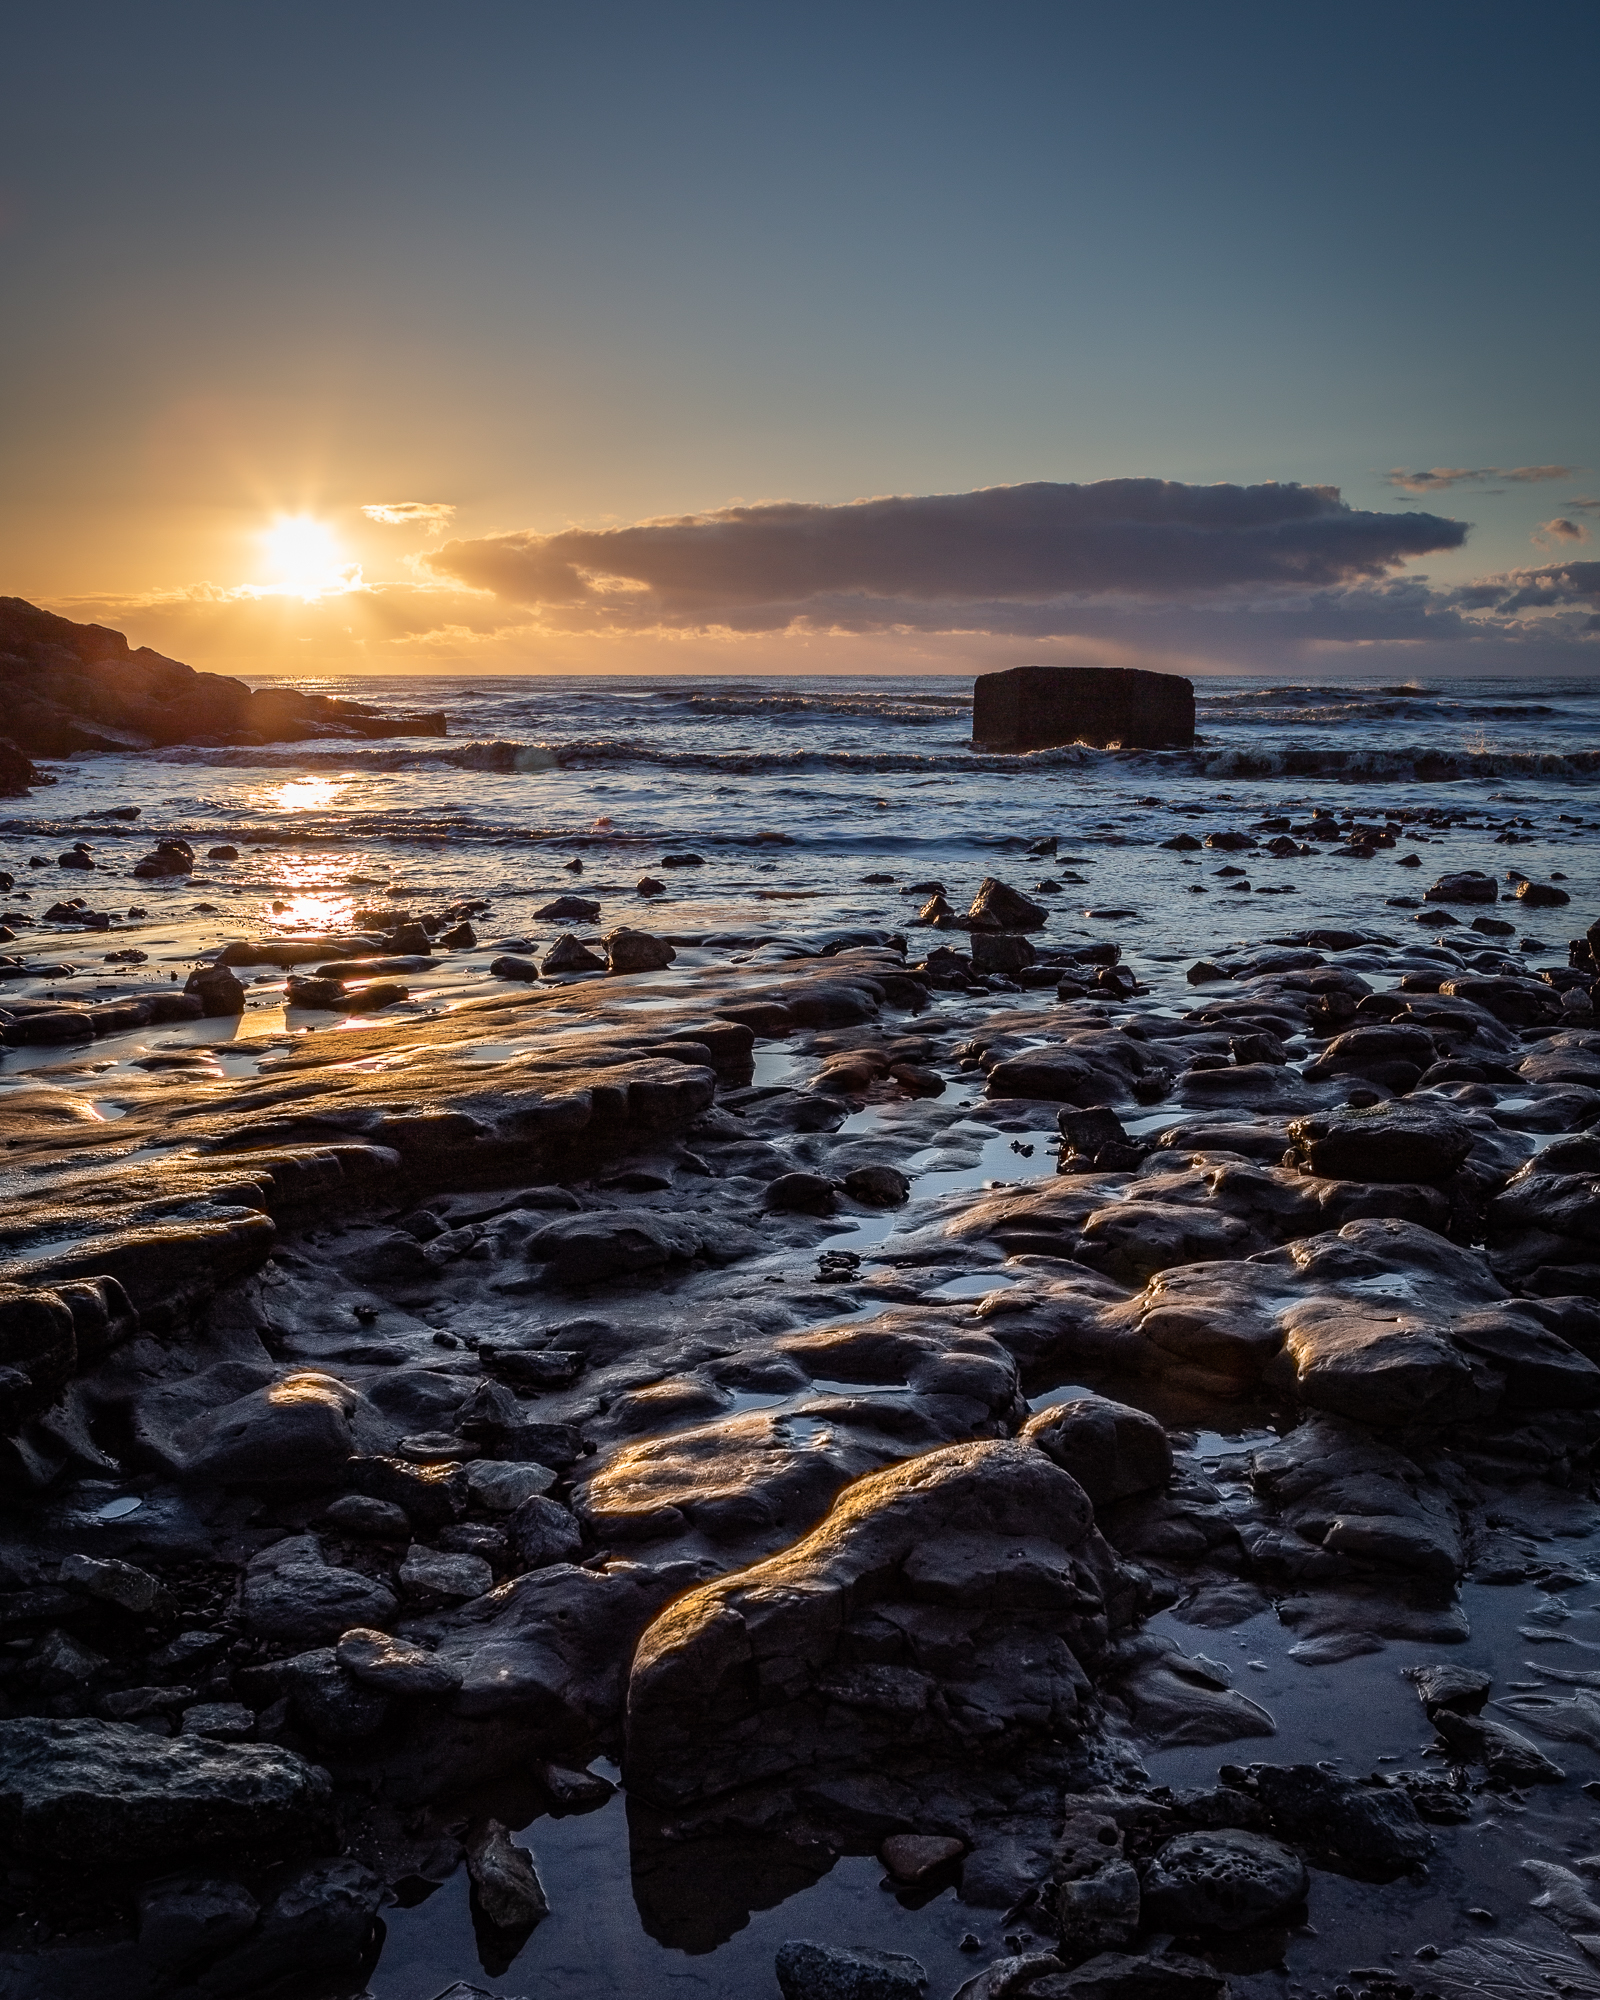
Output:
[{"xmin": 3, "ymin": 673, "xmax": 1598, "ymax": 959}]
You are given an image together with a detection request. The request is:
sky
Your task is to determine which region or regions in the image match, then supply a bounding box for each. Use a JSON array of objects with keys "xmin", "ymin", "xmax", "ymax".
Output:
[{"xmin": 4, "ymin": 1, "xmax": 1598, "ymax": 680}]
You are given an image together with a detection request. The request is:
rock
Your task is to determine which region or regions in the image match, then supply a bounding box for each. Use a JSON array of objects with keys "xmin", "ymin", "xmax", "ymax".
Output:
[
  {"xmin": 59, "ymin": 1552, "xmax": 161, "ymax": 1614},
  {"xmin": 1517, "ymin": 881, "xmax": 1571, "ymax": 907},
  {"xmin": 766, "ymin": 1170, "xmax": 838, "ymax": 1214},
  {"xmin": 541, "ymin": 933, "xmax": 606, "ymax": 974},
  {"xmin": 1285, "ymin": 1101, "xmax": 1475, "ymax": 1183},
  {"xmin": 490, "ymin": 954, "xmax": 542, "ymax": 982},
  {"xmin": 952, "ymin": 1954, "xmax": 1068, "ymax": 2000},
  {"xmin": 625, "ymin": 1439, "xmax": 1130, "ymax": 1805},
  {"xmin": 181, "ymin": 1704, "xmax": 257, "ymax": 1741},
  {"xmin": 843, "ymin": 1165, "xmax": 912, "ymax": 1207},
  {"xmin": 176, "ymin": 1373, "xmax": 356, "ymax": 1487},
  {"xmin": 522, "ymin": 1208, "xmax": 756, "ymax": 1287},
  {"xmin": 967, "ymin": 878, "xmax": 1049, "ymax": 932},
  {"xmin": 398, "ymin": 1544, "xmax": 494, "ymax": 1605},
  {"xmin": 606, "ymin": 929, "xmax": 676, "ymax": 973},
  {"xmin": 971, "ymin": 666, "xmax": 1195, "ymax": 752},
  {"xmin": 539, "ymin": 1759, "xmax": 616, "ymax": 1808},
  {"xmin": 188, "ymin": 1858, "xmax": 383, "ymax": 1994},
  {"xmin": 468, "ymin": 1459, "xmax": 559, "ymax": 1512},
  {"xmin": 57, "ymin": 844, "xmax": 94, "ymax": 869},
  {"xmin": 534, "ymin": 895, "xmax": 601, "ymax": 921},
  {"xmin": 184, "ymin": 962, "xmax": 247, "ymax": 1016},
  {"xmin": 0, "ymin": 738, "xmax": 45, "ymax": 795},
  {"xmin": 1406, "ymin": 1663, "xmax": 1491, "ymax": 1715},
  {"xmin": 1056, "ymin": 1857, "xmax": 1142, "ymax": 1958},
  {"xmin": 971, "ymin": 932, "xmax": 1038, "ymax": 972},
  {"xmin": 1424, "ymin": 871, "xmax": 1498, "ymax": 904},
  {"xmin": 1113, "ymin": 1647, "xmax": 1277, "ymax": 1746},
  {"xmin": 283, "ymin": 1647, "xmax": 391, "ymax": 1743},
  {"xmin": 1431, "ymin": 1709, "xmax": 1565, "ymax": 1784},
  {"xmin": 1249, "ymin": 1418, "xmax": 1464, "ymax": 1581},
  {"xmin": 137, "ymin": 1874, "xmax": 260, "ymax": 1964},
  {"xmin": 207, "ymin": 843, "xmax": 239, "ymax": 859},
  {"xmin": 467, "ymin": 1819, "xmax": 550, "ymax": 1929},
  {"xmin": 0, "ymin": 1717, "xmax": 331, "ymax": 1862},
  {"xmin": 242, "ymin": 1537, "xmax": 399, "ymax": 1647},
  {"xmin": 130, "ymin": 838, "xmax": 196, "ymax": 880},
  {"xmin": 637, "ymin": 876, "xmax": 666, "ymax": 896},
  {"xmin": 880, "ymin": 1833, "xmax": 964, "ymax": 1881},
  {"xmin": 508, "ymin": 1494, "xmax": 584, "ymax": 1569},
  {"xmin": 323, "ymin": 1493, "xmax": 410, "ymax": 1538},
  {"xmin": 1022, "ymin": 1397, "xmax": 1173, "ymax": 1507},
  {"xmin": 775, "ymin": 1939, "xmax": 928, "ymax": 2000},
  {"xmin": 286, "ymin": 973, "xmax": 346, "ymax": 1009},
  {"xmin": 0, "ymin": 596, "xmax": 444, "ymax": 753},
  {"xmin": 1031, "ymin": 1952, "xmax": 1225, "ymax": 2000},
  {"xmin": 1250, "ymin": 1763, "xmax": 1431, "ymax": 1872},
  {"xmin": 336, "ymin": 1628, "xmax": 462, "ymax": 1697},
  {"xmin": 1140, "ymin": 1829, "xmax": 1307, "ymax": 1932}
]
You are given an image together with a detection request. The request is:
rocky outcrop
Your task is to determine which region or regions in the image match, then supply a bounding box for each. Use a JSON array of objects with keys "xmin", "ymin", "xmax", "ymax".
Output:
[
  {"xmin": 971, "ymin": 666, "xmax": 1196, "ymax": 752},
  {"xmin": 0, "ymin": 596, "xmax": 446, "ymax": 756},
  {"xmin": 624, "ymin": 1438, "xmax": 1137, "ymax": 1806}
]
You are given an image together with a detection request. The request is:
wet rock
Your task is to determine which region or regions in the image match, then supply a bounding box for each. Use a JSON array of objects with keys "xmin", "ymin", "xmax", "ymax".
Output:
[
  {"xmin": 182, "ymin": 1704, "xmax": 256, "ymax": 1741},
  {"xmin": 286, "ymin": 973, "xmax": 346, "ymax": 1009},
  {"xmin": 0, "ymin": 1717, "xmax": 332, "ymax": 1862},
  {"xmin": 468, "ymin": 1460, "xmax": 559, "ymax": 1512},
  {"xmin": 952, "ymin": 1954, "xmax": 1068, "ymax": 2000},
  {"xmin": 1248, "ymin": 1418, "xmax": 1464, "ymax": 1582},
  {"xmin": 972, "ymin": 932, "xmax": 1038, "ymax": 972},
  {"xmin": 843, "ymin": 1164, "xmax": 912, "ymax": 1207},
  {"xmin": 468, "ymin": 1818, "xmax": 550, "ymax": 1929},
  {"xmin": 323, "ymin": 1492, "xmax": 410, "ymax": 1538},
  {"xmin": 1112, "ymin": 1643, "xmax": 1277, "ymax": 1746},
  {"xmin": 1431, "ymin": 1708, "xmax": 1566, "ymax": 1783},
  {"xmin": 193, "ymin": 1858, "xmax": 383, "ymax": 1994},
  {"xmin": 59, "ymin": 1551, "xmax": 161, "ymax": 1614},
  {"xmin": 522, "ymin": 1209, "xmax": 758, "ymax": 1286},
  {"xmin": 337, "ymin": 1628, "xmax": 463, "ymax": 1697},
  {"xmin": 137, "ymin": 1873, "xmax": 259, "ymax": 1961},
  {"xmin": 1056, "ymin": 1857, "xmax": 1142, "ymax": 1959},
  {"xmin": 175, "ymin": 1372, "xmax": 357, "ymax": 1487},
  {"xmin": 625, "ymin": 1439, "xmax": 1131, "ymax": 1805},
  {"xmin": 1517, "ymin": 881, "xmax": 1571, "ymax": 907},
  {"xmin": 132, "ymin": 839, "xmax": 195, "ymax": 880},
  {"xmin": 606, "ymin": 928, "xmax": 676, "ymax": 973},
  {"xmin": 1031, "ymin": 1951, "xmax": 1226, "ymax": 2000},
  {"xmin": 541, "ymin": 933, "xmax": 606, "ymax": 974},
  {"xmin": 775, "ymin": 1939, "xmax": 928, "ymax": 2000},
  {"xmin": 967, "ymin": 878, "xmax": 1049, "ymax": 932},
  {"xmin": 490, "ymin": 954, "xmax": 541, "ymax": 981},
  {"xmin": 185, "ymin": 962, "xmax": 247, "ymax": 1016},
  {"xmin": 1406, "ymin": 1663, "xmax": 1491, "ymax": 1715},
  {"xmin": 399, "ymin": 1544, "xmax": 494, "ymax": 1606},
  {"xmin": 242, "ymin": 1535, "xmax": 399, "ymax": 1646},
  {"xmin": 1492, "ymin": 1689, "xmax": 1600, "ymax": 1755},
  {"xmin": 508, "ymin": 1494, "xmax": 584, "ymax": 1569},
  {"xmin": 1425, "ymin": 871, "xmax": 1498, "ymax": 905},
  {"xmin": 282, "ymin": 1647, "xmax": 391, "ymax": 1742},
  {"xmin": 766, "ymin": 1171, "xmax": 839, "ymax": 1214},
  {"xmin": 1248, "ymin": 1762, "xmax": 1431, "ymax": 1873},
  {"xmin": 1285, "ymin": 1101, "xmax": 1474, "ymax": 1183},
  {"xmin": 1022, "ymin": 1397, "xmax": 1173, "ymax": 1508},
  {"xmin": 1141, "ymin": 1829, "xmax": 1306, "ymax": 1932},
  {"xmin": 534, "ymin": 895, "xmax": 600, "ymax": 921},
  {"xmin": 880, "ymin": 1832, "xmax": 965, "ymax": 1881}
]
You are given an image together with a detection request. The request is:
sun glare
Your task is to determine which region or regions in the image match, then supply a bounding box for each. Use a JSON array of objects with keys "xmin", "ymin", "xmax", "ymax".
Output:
[{"xmin": 259, "ymin": 515, "xmax": 351, "ymax": 599}]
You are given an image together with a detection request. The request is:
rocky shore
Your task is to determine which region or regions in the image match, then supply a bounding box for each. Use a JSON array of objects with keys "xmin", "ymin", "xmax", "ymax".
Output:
[
  {"xmin": 0, "ymin": 599, "xmax": 447, "ymax": 769},
  {"xmin": 1, "ymin": 844, "xmax": 1600, "ymax": 2000}
]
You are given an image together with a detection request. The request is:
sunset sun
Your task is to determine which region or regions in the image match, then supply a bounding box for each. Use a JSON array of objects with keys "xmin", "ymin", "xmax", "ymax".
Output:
[{"xmin": 258, "ymin": 514, "xmax": 349, "ymax": 598}]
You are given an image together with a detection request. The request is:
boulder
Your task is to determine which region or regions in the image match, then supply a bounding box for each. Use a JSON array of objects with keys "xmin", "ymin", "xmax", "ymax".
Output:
[
  {"xmin": 606, "ymin": 929, "xmax": 676, "ymax": 973},
  {"xmin": 522, "ymin": 1209, "xmax": 758, "ymax": 1287},
  {"xmin": 184, "ymin": 963, "xmax": 247, "ymax": 1016},
  {"xmin": 1022, "ymin": 1397, "xmax": 1174, "ymax": 1507},
  {"xmin": 625, "ymin": 1439, "xmax": 1133, "ymax": 1806},
  {"xmin": 541, "ymin": 934, "xmax": 606, "ymax": 974},
  {"xmin": 131, "ymin": 839, "xmax": 195, "ymax": 880},
  {"xmin": 1517, "ymin": 881, "xmax": 1571, "ymax": 908},
  {"xmin": 1249, "ymin": 1762, "xmax": 1431, "ymax": 1873},
  {"xmin": 971, "ymin": 666, "xmax": 1195, "ymax": 752},
  {"xmin": 842, "ymin": 1165, "xmax": 912, "ymax": 1207},
  {"xmin": 1423, "ymin": 871, "xmax": 1498, "ymax": 904},
  {"xmin": 1031, "ymin": 1954, "xmax": 1225, "ymax": 2000},
  {"xmin": 1285, "ymin": 1102, "xmax": 1474, "ymax": 1183},
  {"xmin": 468, "ymin": 1819, "xmax": 549, "ymax": 1930},
  {"xmin": 1140, "ymin": 1829, "xmax": 1307, "ymax": 1932},
  {"xmin": 175, "ymin": 1373, "xmax": 356, "ymax": 1487},
  {"xmin": 967, "ymin": 878, "xmax": 1049, "ymax": 933},
  {"xmin": 336, "ymin": 1628, "xmax": 462, "ymax": 1697},
  {"xmin": 534, "ymin": 895, "xmax": 601, "ymax": 921},
  {"xmin": 241, "ymin": 1536, "xmax": 399, "ymax": 1647},
  {"xmin": 0, "ymin": 1717, "xmax": 331, "ymax": 1863},
  {"xmin": 971, "ymin": 931, "xmax": 1038, "ymax": 972}
]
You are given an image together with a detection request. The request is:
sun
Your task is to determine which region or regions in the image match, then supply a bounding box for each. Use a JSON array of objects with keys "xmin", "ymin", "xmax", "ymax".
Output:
[{"xmin": 259, "ymin": 515, "xmax": 351, "ymax": 599}]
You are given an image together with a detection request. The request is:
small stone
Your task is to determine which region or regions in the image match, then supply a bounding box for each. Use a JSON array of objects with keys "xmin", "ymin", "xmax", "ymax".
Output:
[
  {"xmin": 466, "ymin": 1459, "xmax": 559, "ymax": 1512},
  {"xmin": 541, "ymin": 933, "xmax": 606, "ymax": 974},
  {"xmin": 468, "ymin": 1819, "xmax": 549, "ymax": 1930},
  {"xmin": 398, "ymin": 1545, "xmax": 494, "ymax": 1605},
  {"xmin": 880, "ymin": 1833, "xmax": 965, "ymax": 1882},
  {"xmin": 765, "ymin": 1171, "xmax": 837, "ymax": 1214},
  {"xmin": 842, "ymin": 1165, "xmax": 911, "ymax": 1207},
  {"xmin": 59, "ymin": 1553, "xmax": 161, "ymax": 1615},
  {"xmin": 322, "ymin": 1493, "xmax": 410, "ymax": 1539},
  {"xmin": 336, "ymin": 1628, "xmax": 463, "ymax": 1697},
  {"xmin": 539, "ymin": 1760, "xmax": 616, "ymax": 1809}
]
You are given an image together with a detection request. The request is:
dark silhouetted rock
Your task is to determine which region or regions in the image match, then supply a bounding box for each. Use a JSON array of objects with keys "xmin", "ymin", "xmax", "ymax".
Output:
[
  {"xmin": 0, "ymin": 596, "xmax": 445, "ymax": 754},
  {"xmin": 132, "ymin": 838, "xmax": 195, "ymax": 880},
  {"xmin": 605, "ymin": 929, "xmax": 676, "ymax": 973},
  {"xmin": 1023, "ymin": 1396, "xmax": 1173, "ymax": 1507},
  {"xmin": 972, "ymin": 666, "xmax": 1195, "ymax": 752},
  {"xmin": 1141, "ymin": 1829, "xmax": 1306, "ymax": 1932},
  {"xmin": 542, "ymin": 933, "xmax": 606, "ymax": 974},
  {"xmin": 535, "ymin": 895, "xmax": 601, "ymax": 922},
  {"xmin": 1423, "ymin": 871, "xmax": 1497, "ymax": 905},
  {"xmin": 185, "ymin": 963, "xmax": 247, "ymax": 1016},
  {"xmin": 775, "ymin": 1939, "xmax": 927, "ymax": 2000},
  {"xmin": 967, "ymin": 877, "xmax": 1049, "ymax": 932},
  {"xmin": 1285, "ymin": 1101, "xmax": 1475, "ymax": 1183}
]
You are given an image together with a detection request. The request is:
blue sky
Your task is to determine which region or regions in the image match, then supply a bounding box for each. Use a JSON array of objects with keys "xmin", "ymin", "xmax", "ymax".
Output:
[{"xmin": 4, "ymin": 1, "xmax": 1597, "ymax": 674}]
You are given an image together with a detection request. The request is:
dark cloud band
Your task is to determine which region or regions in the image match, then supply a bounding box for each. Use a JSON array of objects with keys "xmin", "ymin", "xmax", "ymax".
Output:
[{"xmin": 426, "ymin": 478, "xmax": 1466, "ymax": 630}]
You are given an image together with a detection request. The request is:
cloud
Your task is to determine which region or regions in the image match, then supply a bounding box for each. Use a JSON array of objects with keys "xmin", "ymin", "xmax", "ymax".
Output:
[
  {"xmin": 425, "ymin": 479, "xmax": 1467, "ymax": 634},
  {"xmin": 1384, "ymin": 464, "xmax": 1579, "ymax": 494},
  {"xmin": 361, "ymin": 501, "xmax": 456, "ymax": 528},
  {"xmin": 1534, "ymin": 517, "xmax": 1590, "ymax": 548},
  {"xmin": 1563, "ymin": 495, "xmax": 1600, "ymax": 513},
  {"xmin": 1455, "ymin": 558, "xmax": 1600, "ymax": 618}
]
